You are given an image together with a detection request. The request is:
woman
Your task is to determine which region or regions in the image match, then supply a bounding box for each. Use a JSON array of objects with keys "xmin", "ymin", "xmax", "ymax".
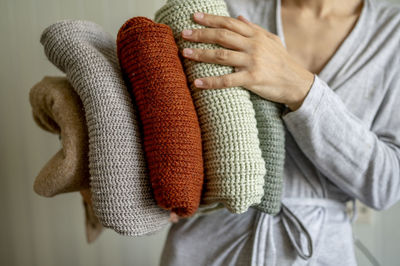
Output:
[{"xmin": 163, "ymin": 0, "xmax": 400, "ymax": 265}]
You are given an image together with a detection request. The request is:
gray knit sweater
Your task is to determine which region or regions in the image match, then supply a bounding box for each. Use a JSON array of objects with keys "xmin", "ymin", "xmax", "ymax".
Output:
[{"xmin": 40, "ymin": 20, "xmax": 170, "ymax": 236}]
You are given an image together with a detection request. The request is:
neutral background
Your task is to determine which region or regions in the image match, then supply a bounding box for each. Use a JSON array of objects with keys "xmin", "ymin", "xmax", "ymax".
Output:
[{"xmin": 0, "ymin": 0, "xmax": 399, "ymax": 265}]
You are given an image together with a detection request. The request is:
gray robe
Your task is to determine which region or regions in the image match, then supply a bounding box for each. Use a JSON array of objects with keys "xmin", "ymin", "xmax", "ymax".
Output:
[{"xmin": 160, "ymin": 0, "xmax": 400, "ymax": 265}]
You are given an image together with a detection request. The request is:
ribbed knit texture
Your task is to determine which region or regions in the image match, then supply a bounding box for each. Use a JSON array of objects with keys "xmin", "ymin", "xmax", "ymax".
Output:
[
  {"xmin": 155, "ymin": 0, "xmax": 267, "ymax": 214},
  {"xmin": 116, "ymin": 17, "xmax": 204, "ymax": 217},
  {"xmin": 29, "ymin": 76, "xmax": 90, "ymax": 197},
  {"xmin": 40, "ymin": 20, "xmax": 170, "ymax": 236},
  {"xmin": 155, "ymin": 0, "xmax": 285, "ymax": 214}
]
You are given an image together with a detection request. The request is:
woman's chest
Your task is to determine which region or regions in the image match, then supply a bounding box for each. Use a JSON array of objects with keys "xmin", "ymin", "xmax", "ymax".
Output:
[
  {"xmin": 281, "ymin": 8, "xmax": 362, "ymax": 75},
  {"xmin": 280, "ymin": 9, "xmax": 386, "ymax": 128}
]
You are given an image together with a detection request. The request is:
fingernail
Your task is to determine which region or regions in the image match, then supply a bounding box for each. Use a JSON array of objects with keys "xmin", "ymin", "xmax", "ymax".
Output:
[
  {"xmin": 182, "ymin": 29, "xmax": 192, "ymax": 36},
  {"xmin": 194, "ymin": 12, "xmax": 204, "ymax": 19},
  {"xmin": 183, "ymin": 48, "xmax": 193, "ymax": 56},
  {"xmin": 194, "ymin": 79, "xmax": 204, "ymax": 87}
]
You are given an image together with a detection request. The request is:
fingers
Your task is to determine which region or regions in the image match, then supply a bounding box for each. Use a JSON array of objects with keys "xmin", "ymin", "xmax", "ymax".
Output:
[
  {"xmin": 194, "ymin": 71, "xmax": 250, "ymax": 89},
  {"xmin": 182, "ymin": 27, "xmax": 249, "ymax": 51},
  {"xmin": 237, "ymin": 15, "xmax": 264, "ymax": 31},
  {"xmin": 183, "ymin": 13, "xmax": 280, "ymax": 51},
  {"xmin": 180, "ymin": 13, "xmax": 282, "ymax": 92},
  {"xmin": 192, "ymin": 12, "xmax": 254, "ymax": 37},
  {"xmin": 182, "ymin": 48, "xmax": 249, "ymax": 67},
  {"xmin": 238, "ymin": 15, "xmax": 283, "ymax": 43},
  {"xmin": 169, "ymin": 212, "xmax": 179, "ymax": 223}
]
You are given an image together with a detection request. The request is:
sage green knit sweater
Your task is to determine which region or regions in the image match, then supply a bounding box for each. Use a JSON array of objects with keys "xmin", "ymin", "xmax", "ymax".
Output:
[{"xmin": 155, "ymin": 0, "xmax": 285, "ymax": 215}]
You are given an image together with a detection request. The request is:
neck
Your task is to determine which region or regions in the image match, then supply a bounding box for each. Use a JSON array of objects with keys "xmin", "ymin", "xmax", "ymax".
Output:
[{"xmin": 281, "ymin": 0, "xmax": 363, "ymax": 18}]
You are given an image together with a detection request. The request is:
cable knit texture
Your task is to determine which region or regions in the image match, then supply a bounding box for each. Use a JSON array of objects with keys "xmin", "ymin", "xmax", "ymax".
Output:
[
  {"xmin": 155, "ymin": 0, "xmax": 285, "ymax": 214},
  {"xmin": 40, "ymin": 20, "xmax": 170, "ymax": 236},
  {"xmin": 29, "ymin": 76, "xmax": 90, "ymax": 197},
  {"xmin": 155, "ymin": 0, "xmax": 267, "ymax": 214},
  {"xmin": 116, "ymin": 17, "xmax": 204, "ymax": 217}
]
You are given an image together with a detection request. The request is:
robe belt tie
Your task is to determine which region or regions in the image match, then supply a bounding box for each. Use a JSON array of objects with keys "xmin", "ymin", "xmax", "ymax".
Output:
[{"xmin": 279, "ymin": 198, "xmax": 348, "ymax": 260}]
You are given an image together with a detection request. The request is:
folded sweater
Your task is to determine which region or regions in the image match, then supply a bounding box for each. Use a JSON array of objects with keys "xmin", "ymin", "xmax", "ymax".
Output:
[
  {"xmin": 116, "ymin": 17, "xmax": 204, "ymax": 217},
  {"xmin": 40, "ymin": 20, "xmax": 170, "ymax": 236},
  {"xmin": 29, "ymin": 76, "xmax": 90, "ymax": 197},
  {"xmin": 155, "ymin": 0, "xmax": 285, "ymax": 214}
]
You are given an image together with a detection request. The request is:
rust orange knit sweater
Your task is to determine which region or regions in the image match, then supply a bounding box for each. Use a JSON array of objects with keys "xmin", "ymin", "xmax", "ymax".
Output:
[{"xmin": 117, "ymin": 17, "xmax": 204, "ymax": 217}]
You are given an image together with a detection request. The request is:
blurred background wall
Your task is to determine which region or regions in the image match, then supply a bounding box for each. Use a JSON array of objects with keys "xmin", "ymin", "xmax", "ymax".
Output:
[{"xmin": 0, "ymin": 0, "xmax": 399, "ymax": 265}]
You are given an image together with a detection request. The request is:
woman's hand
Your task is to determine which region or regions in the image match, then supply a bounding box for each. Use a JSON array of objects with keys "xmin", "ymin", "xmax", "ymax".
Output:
[{"xmin": 181, "ymin": 12, "xmax": 315, "ymax": 111}]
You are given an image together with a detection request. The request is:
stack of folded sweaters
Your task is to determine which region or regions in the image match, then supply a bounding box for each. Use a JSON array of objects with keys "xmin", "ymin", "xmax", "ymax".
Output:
[{"xmin": 30, "ymin": 0, "xmax": 285, "ymax": 243}]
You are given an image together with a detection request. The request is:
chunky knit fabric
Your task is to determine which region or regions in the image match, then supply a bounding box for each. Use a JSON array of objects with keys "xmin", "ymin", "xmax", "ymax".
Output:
[
  {"xmin": 116, "ymin": 17, "xmax": 204, "ymax": 217},
  {"xmin": 155, "ymin": 0, "xmax": 285, "ymax": 215},
  {"xmin": 155, "ymin": 0, "xmax": 267, "ymax": 214},
  {"xmin": 29, "ymin": 76, "xmax": 90, "ymax": 197},
  {"xmin": 40, "ymin": 20, "xmax": 170, "ymax": 236},
  {"xmin": 251, "ymin": 97, "xmax": 285, "ymax": 214}
]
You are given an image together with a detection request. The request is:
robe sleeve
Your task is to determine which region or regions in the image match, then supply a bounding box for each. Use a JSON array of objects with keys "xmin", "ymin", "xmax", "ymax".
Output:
[{"xmin": 282, "ymin": 74, "xmax": 400, "ymax": 210}]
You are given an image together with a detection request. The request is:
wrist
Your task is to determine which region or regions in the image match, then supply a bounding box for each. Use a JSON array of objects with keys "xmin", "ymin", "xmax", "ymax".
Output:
[{"xmin": 286, "ymin": 71, "xmax": 315, "ymax": 111}]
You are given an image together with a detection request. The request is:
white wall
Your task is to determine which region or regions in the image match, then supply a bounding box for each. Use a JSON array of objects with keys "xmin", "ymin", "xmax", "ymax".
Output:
[{"xmin": 0, "ymin": 0, "xmax": 399, "ymax": 266}]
